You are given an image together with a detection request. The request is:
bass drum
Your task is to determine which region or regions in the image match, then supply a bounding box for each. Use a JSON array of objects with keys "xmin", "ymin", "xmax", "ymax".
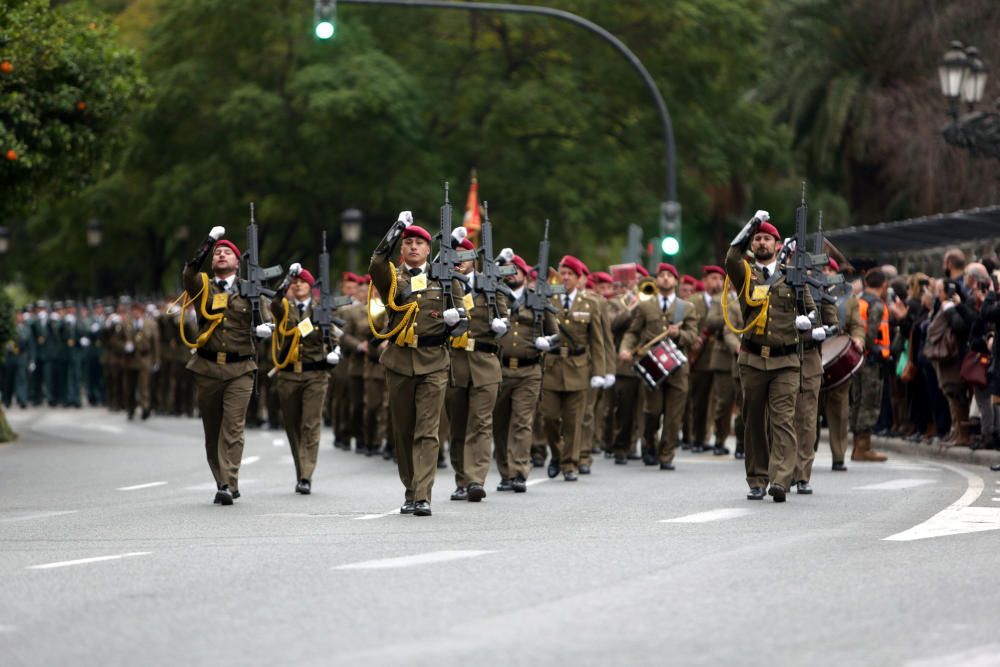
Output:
[{"xmin": 820, "ymin": 335, "xmax": 865, "ymax": 391}]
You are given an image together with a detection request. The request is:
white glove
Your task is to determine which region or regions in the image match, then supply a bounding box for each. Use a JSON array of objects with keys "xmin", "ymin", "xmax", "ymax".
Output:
[
  {"xmin": 66, "ymin": 314, "xmax": 76, "ymax": 324},
  {"xmin": 534, "ymin": 336, "xmax": 551, "ymax": 352},
  {"xmin": 397, "ymin": 211, "xmax": 413, "ymax": 226},
  {"xmin": 490, "ymin": 318, "xmax": 508, "ymax": 335},
  {"xmin": 80, "ymin": 336, "xmax": 91, "ymax": 348},
  {"xmin": 289, "ymin": 262, "xmax": 301, "ymax": 276},
  {"xmin": 51, "ymin": 312, "xmax": 62, "ymax": 321},
  {"xmin": 603, "ymin": 374, "xmax": 616, "ymax": 388},
  {"xmin": 331, "ymin": 324, "xmax": 344, "ymax": 339},
  {"xmin": 209, "ymin": 226, "xmax": 225, "ymax": 240},
  {"xmin": 29, "ymin": 362, "xmax": 36, "ymax": 373},
  {"xmin": 109, "ymin": 313, "xmax": 121, "ymax": 325},
  {"xmin": 38, "ymin": 312, "xmax": 48, "ymax": 322},
  {"xmin": 255, "ymin": 323, "xmax": 274, "ymax": 339},
  {"xmin": 443, "ymin": 308, "xmax": 461, "ymax": 326},
  {"xmin": 810, "ymin": 327, "xmax": 827, "ymax": 342},
  {"xmin": 326, "ymin": 347, "xmax": 342, "ymax": 366},
  {"xmin": 451, "ymin": 226, "xmax": 468, "ymax": 244},
  {"xmin": 753, "ymin": 210, "xmax": 770, "ymax": 222},
  {"xmin": 590, "ymin": 375, "xmax": 605, "ymax": 389},
  {"xmin": 124, "ymin": 341, "xmax": 135, "ymax": 353},
  {"xmin": 90, "ymin": 322, "xmax": 100, "ymax": 332},
  {"xmin": 795, "ymin": 315, "xmax": 811, "ymax": 331},
  {"xmin": 152, "ymin": 363, "xmax": 160, "ymax": 373},
  {"xmin": 498, "ymin": 247, "xmax": 514, "ymax": 263}
]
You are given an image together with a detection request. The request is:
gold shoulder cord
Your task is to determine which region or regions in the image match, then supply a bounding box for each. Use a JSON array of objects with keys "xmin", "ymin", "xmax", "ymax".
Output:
[
  {"xmin": 271, "ymin": 297, "xmax": 301, "ymax": 371},
  {"xmin": 722, "ymin": 259, "xmax": 770, "ymax": 335},
  {"xmin": 171, "ymin": 272, "xmax": 225, "ymax": 350},
  {"xmin": 367, "ymin": 263, "xmax": 419, "ymax": 347}
]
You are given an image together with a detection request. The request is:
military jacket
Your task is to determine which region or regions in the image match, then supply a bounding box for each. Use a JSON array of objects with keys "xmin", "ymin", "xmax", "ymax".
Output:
[
  {"xmin": 620, "ymin": 293, "xmax": 699, "ymax": 389},
  {"xmin": 542, "ymin": 290, "xmax": 608, "ymax": 392},
  {"xmin": 122, "ymin": 316, "xmax": 161, "ymax": 371},
  {"xmin": 449, "ymin": 278, "xmax": 509, "ymax": 388},
  {"xmin": 690, "ymin": 293, "xmax": 717, "ymax": 373},
  {"xmin": 607, "ymin": 295, "xmax": 638, "ymax": 377},
  {"xmin": 182, "ymin": 266, "xmax": 257, "ymax": 380},
  {"xmin": 268, "ymin": 297, "xmax": 329, "ymax": 367}
]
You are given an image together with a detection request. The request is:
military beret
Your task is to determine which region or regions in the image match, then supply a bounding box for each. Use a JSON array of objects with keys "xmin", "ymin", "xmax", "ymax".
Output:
[
  {"xmin": 702, "ymin": 265, "xmax": 725, "ymax": 277},
  {"xmin": 656, "ymin": 263, "xmax": 679, "ymax": 279},
  {"xmin": 213, "ymin": 239, "xmax": 242, "ymax": 260},
  {"xmin": 402, "ymin": 225, "xmax": 432, "ymax": 243},
  {"xmin": 560, "ymin": 255, "xmax": 588, "ymax": 277},
  {"xmin": 297, "ymin": 269, "xmax": 316, "ymax": 286}
]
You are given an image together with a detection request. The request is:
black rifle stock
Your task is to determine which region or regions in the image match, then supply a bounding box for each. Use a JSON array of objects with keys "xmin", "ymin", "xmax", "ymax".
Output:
[
  {"xmin": 523, "ymin": 220, "xmax": 565, "ymax": 337},
  {"xmin": 239, "ymin": 202, "xmax": 284, "ymax": 328},
  {"xmin": 428, "ymin": 182, "xmax": 476, "ymax": 335},
  {"xmin": 315, "ymin": 231, "xmax": 352, "ymax": 349},
  {"xmin": 477, "ymin": 201, "xmax": 516, "ymax": 320}
]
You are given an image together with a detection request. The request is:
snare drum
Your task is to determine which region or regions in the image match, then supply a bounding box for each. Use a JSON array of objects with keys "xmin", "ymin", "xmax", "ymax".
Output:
[
  {"xmin": 634, "ymin": 338, "xmax": 688, "ymax": 389},
  {"xmin": 820, "ymin": 335, "xmax": 865, "ymax": 390}
]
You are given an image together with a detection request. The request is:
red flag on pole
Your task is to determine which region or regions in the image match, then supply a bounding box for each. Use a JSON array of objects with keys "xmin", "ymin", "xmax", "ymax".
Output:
[{"xmin": 463, "ymin": 169, "xmax": 481, "ymax": 243}]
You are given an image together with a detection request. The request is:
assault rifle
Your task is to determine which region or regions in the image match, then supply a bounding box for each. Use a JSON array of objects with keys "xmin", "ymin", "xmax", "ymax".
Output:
[
  {"xmin": 476, "ymin": 201, "xmax": 516, "ymax": 321},
  {"xmin": 782, "ymin": 184, "xmax": 829, "ymax": 324},
  {"xmin": 811, "ymin": 211, "xmax": 843, "ymax": 304},
  {"xmin": 314, "ymin": 231, "xmax": 352, "ymax": 349},
  {"xmin": 428, "ymin": 182, "xmax": 477, "ymax": 335},
  {"xmin": 523, "ymin": 220, "xmax": 565, "ymax": 336},
  {"xmin": 238, "ymin": 202, "xmax": 283, "ymax": 328}
]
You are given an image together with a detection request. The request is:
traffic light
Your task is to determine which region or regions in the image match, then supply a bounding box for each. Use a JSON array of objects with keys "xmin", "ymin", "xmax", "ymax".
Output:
[
  {"xmin": 659, "ymin": 200, "xmax": 681, "ymax": 257},
  {"xmin": 314, "ymin": 0, "xmax": 336, "ymax": 40}
]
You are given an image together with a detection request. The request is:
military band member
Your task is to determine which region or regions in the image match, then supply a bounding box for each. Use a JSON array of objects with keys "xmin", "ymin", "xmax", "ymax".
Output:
[
  {"xmin": 368, "ymin": 213, "xmax": 466, "ymax": 517},
  {"xmin": 689, "ymin": 266, "xmax": 727, "ymax": 453},
  {"xmin": 606, "ymin": 271, "xmax": 642, "ymax": 464},
  {"xmin": 183, "ymin": 226, "xmax": 257, "ymax": 506},
  {"xmin": 330, "ymin": 272, "xmax": 360, "ymax": 450},
  {"xmin": 121, "ymin": 300, "xmax": 161, "ymax": 420},
  {"xmin": 338, "ymin": 282, "xmax": 372, "ymax": 455},
  {"xmin": 493, "ymin": 254, "xmax": 557, "ymax": 492},
  {"xmin": 619, "ymin": 263, "xmax": 699, "ymax": 470},
  {"xmin": 446, "ymin": 236, "xmax": 510, "ymax": 502},
  {"xmin": 539, "ymin": 255, "xmax": 609, "ymax": 481},
  {"xmin": 725, "ymin": 211, "xmax": 817, "ymax": 502},
  {"xmin": 260, "ymin": 264, "xmax": 341, "ymax": 494},
  {"xmin": 707, "ymin": 282, "xmax": 745, "ymax": 458},
  {"xmin": 578, "ymin": 271, "xmax": 616, "ymax": 471},
  {"xmin": 820, "ymin": 259, "xmax": 864, "ymax": 470}
]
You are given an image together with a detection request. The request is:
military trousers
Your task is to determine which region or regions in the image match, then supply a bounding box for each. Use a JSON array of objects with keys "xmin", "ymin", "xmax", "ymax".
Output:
[
  {"xmin": 363, "ymin": 375, "xmax": 387, "ymax": 447},
  {"xmin": 739, "ymin": 364, "xmax": 800, "ymax": 490},
  {"xmin": 493, "ymin": 368, "xmax": 542, "ymax": 482},
  {"xmin": 641, "ymin": 374, "xmax": 688, "ymax": 465},
  {"xmin": 447, "ymin": 382, "xmax": 500, "ymax": 488},
  {"xmin": 793, "ymin": 369, "xmax": 822, "ymax": 483},
  {"xmin": 385, "ymin": 367, "xmax": 448, "ymax": 503},
  {"xmin": 579, "ymin": 387, "xmax": 601, "ymax": 465},
  {"xmin": 542, "ymin": 388, "xmax": 587, "ymax": 473},
  {"xmin": 611, "ymin": 376, "xmax": 640, "ymax": 456},
  {"xmin": 278, "ymin": 370, "xmax": 328, "ymax": 482},
  {"xmin": 850, "ymin": 363, "xmax": 884, "ymax": 434},
  {"xmin": 530, "ymin": 404, "xmax": 546, "ymax": 464},
  {"xmin": 1, "ymin": 359, "xmax": 27, "ymax": 408},
  {"xmin": 821, "ymin": 379, "xmax": 850, "ymax": 464},
  {"xmin": 194, "ymin": 371, "xmax": 254, "ymax": 492},
  {"xmin": 123, "ymin": 365, "xmax": 152, "ymax": 414},
  {"xmin": 689, "ymin": 369, "xmax": 715, "ymax": 445},
  {"xmin": 711, "ymin": 370, "xmax": 743, "ymax": 450},
  {"xmin": 348, "ymin": 375, "xmax": 365, "ymax": 446}
]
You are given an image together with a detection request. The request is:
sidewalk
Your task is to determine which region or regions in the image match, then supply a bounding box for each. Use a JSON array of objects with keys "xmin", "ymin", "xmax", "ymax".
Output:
[{"xmin": 870, "ymin": 432, "xmax": 1000, "ymax": 468}]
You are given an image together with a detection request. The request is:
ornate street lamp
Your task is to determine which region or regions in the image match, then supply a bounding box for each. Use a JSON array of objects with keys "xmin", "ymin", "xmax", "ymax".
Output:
[
  {"xmin": 341, "ymin": 208, "xmax": 363, "ymax": 274},
  {"xmin": 939, "ymin": 41, "xmax": 1000, "ymax": 161}
]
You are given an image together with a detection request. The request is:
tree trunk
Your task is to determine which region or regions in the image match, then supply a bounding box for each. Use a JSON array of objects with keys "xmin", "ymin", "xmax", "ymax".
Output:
[{"xmin": 0, "ymin": 405, "xmax": 16, "ymax": 443}]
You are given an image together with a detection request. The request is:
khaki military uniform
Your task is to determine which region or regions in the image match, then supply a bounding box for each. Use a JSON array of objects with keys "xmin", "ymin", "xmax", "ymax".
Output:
[
  {"xmin": 269, "ymin": 297, "xmax": 330, "ymax": 482},
  {"xmin": 707, "ymin": 292, "xmax": 745, "ymax": 453},
  {"xmin": 121, "ymin": 315, "xmax": 160, "ymax": 418},
  {"xmin": 821, "ymin": 293, "xmax": 864, "ymax": 464},
  {"xmin": 687, "ymin": 293, "xmax": 717, "ymax": 447},
  {"xmin": 369, "ymin": 247, "xmax": 462, "ymax": 505},
  {"xmin": 183, "ymin": 264, "xmax": 258, "ymax": 495},
  {"xmin": 792, "ymin": 297, "xmax": 838, "ymax": 483},
  {"xmin": 621, "ymin": 293, "xmax": 699, "ymax": 464},
  {"xmin": 725, "ymin": 246, "xmax": 816, "ymax": 491},
  {"xmin": 579, "ymin": 291, "xmax": 614, "ymax": 467},
  {"xmin": 607, "ymin": 295, "xmax": 641, "ymax": 460},
  {"xmin": 446, "ymin": 280, "xmax": 508, "ymax": 489},
  {"xmin": 542, "ymin": 290, "xmax": 608, "ymax": 474},
  {"xmin": 494, "ymin": 287, "xmax": 557, "ymax": 483}
]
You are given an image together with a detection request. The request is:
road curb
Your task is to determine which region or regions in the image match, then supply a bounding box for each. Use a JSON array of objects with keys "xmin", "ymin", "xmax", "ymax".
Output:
[{"xmin": 871, "ymin": 434, "xmax": 1000, "ymax": 469}]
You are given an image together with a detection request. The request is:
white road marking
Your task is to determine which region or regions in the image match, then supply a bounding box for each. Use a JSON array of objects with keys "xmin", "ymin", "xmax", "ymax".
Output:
[
  {"xmin": 243, "ymin": 456, "xmax": 261, "ymax": 465},
  {"xmin": 117, "ymin": 481, "xmax": 168, "ymax": 491},
  {"xmin": 904, "ymin": 643, "xmax": 1000, "ymax": 667},
  {"xmin": 27, "ymin": 552, "xmax": 151, "ymax": 570},
  {"xmin": 333, "ymin": 550, "xmax": 496, "ymax": 571},
  {"xmin": 354, "ymin": 508, "xmax": 404, "ymax": 520},
  {"xmin": 884, "ymin": 463, "xmax": 943, "ymax": 472},
  {"xmin": 183, "ymin": 480, "xmax": 257, "ymax": 491},
  {"xmin": 660, "ymin": 508, "xmax": 753, "ymax": 524},
  {"xmin": 97, "ymin": 425, "xmax": 124, "ymax": 434},
  {"xmin": 0, "ymin": 510, "xmax": 79, "ymax": 524},
  {"xmin": 885, "ymin": 464, "xmax": 1000, "ymax": 541},
  {"xmin": 272, "ymin": 438, "xmax": 285, "ymax": 447},
  {"xmin": 525, "ymin": 478, "xmax": 549, "ymax": 487},
  {"xmin": 855, "ymin": 478, "xmax": 937, "ymax": 491}
]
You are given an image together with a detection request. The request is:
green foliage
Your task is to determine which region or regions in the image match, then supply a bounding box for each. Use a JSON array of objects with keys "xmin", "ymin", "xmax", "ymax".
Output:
[{"xmin": 0, "ymin": 289, "xmax": 13, "ymax": 350}]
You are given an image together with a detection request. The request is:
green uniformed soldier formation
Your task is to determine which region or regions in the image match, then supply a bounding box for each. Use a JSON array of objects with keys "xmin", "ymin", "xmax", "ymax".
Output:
[{"xmin": 1, "ymin": 199, "xmax": 900, "ymax": 512}]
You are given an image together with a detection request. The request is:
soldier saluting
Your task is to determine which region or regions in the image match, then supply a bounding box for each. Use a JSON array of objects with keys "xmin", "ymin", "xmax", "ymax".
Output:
[
  {"xmin": 725, "ymin": 211, "xmax": 817, "ymax": 502},
  {"xmin": 182, "ymin": 226, "xmax": 257, "ymax": 506}
]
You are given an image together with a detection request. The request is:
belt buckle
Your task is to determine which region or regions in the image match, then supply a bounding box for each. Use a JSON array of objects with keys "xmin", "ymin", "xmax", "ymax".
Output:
[
  {"xmin": 509, "ymin": 357, "xmax": 519, "ymax": 369},
  {"xmin": 560, "ymin": 347, "xmax": 569, "ymax": 358},
  {"xmin": 216, "ymin": 351, "xmax": 227, "ymax": 364},
  {"xmin": 760, "ymin": 345, "xmax": 770, "ymax": 359},
  {"xmin": 294, "ymin": 361, "xmax": 302, "ymax": 374}
]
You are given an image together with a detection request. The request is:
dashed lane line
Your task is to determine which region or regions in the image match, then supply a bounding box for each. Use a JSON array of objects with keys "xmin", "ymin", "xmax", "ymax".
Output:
[
  {"xmin": 0, "ymin": 510, "xmax": 79, "ymax": 523},
  {"xmin": 333, "ymin": 550, "xmax": 497, "ymax": 571},
  {"xmin": 660, "ymin": 508, "xmax": 754, "ymax": 524},
  {"xmin": 27, "ymin": 552, "xmax": 151, "ymax": 570},
  {"xmin": 855, "ymin": 478, "xmax": 937, "ymax": 491},
  {"xmin": 117, "ymin": 481, "xmax": 168, "ymax": 491}
]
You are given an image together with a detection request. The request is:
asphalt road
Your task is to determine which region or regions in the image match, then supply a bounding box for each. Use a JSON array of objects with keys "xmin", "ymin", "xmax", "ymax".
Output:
[{"xmin": 2, "ymin": 407, "xmax": 999, "ymax": 667}]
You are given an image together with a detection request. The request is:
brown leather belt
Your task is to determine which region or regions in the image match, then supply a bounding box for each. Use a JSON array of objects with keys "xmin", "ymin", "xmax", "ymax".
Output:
[
  {"xmin": 743, "ymin": 340, "xmax": 798, "ymax": 359},
  {"xmin": 197, "ymin": 349, "xmax": 253, "ymax": 364},
  {"xmin": 502, "ymin": 355, "xmax": 540, "ymax": 369}
]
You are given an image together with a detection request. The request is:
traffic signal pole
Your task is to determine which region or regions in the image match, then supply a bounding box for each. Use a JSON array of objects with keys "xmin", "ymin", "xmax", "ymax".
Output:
[{"xmin": 333, "ymin": 0, "xmax": 680, "ymax": 246}]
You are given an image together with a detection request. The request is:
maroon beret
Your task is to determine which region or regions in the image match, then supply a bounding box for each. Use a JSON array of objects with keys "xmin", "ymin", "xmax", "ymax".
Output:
[
  {"xmin": 592, "ymin": 271, "xmax": 613, "ymax": 284},
  {"xmin": 296, "ymin": 269, "xmax": 316, "ymax": 287},
  {"xmin": 703, "ymin": 265, "xmax": 725, "ymax": 277},
  {"xmin": 512, "ymin": 254, "xmax": 532, "ymax": 276},
  {"xmin": 560, "ymin": 255, "xmax": 588, "ymax": 277},
  {"xmin": 757, "ymin": 221, "xmax": 781, "ymax": 241},
  {"xmin": 213, "ymin": 240, "xmax": 242, "ymax": 261},
  {"xmin": 402, "ymin": 225, "xmax": 432, "ymax": 243},
  {"xmin": 656, "ymin": 263, "xmax": 679, "ymax": 279}
]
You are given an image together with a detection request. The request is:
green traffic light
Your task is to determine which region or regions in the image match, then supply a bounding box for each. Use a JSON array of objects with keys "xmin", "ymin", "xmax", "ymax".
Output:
[
  {"xmin": 661, "ymin": 236, "xmax": 680, "ymax": 256},
  {"xmin": 315, "ymin": 20, "xmax": 335, "ymax": 39}
]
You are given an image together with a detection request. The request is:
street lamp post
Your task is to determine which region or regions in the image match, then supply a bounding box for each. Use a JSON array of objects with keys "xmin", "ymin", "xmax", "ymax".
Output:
[
  {"xmin": 939, "ymin": 41, "xmax": 1000, "ymax": 160},
  {"xmin": 341, "ymin": 208, "xmax": 363, "ymax": 275}
]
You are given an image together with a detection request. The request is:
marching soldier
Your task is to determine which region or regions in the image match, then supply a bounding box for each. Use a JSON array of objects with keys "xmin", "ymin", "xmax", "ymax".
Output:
[
  {"xmin": 368, "ymin": 212, "xmax": 466, "ymax": 517},
  {"xmin": 850, "ymin": 269, "xmax": 892, "ymax": 462},
  {"xmin": 538, "ymin": 255, "xmax": 608, "ymax": 481},
  {"xmin": 688, "ymin": 267, "xmax": 727, "ymax": 453},
  {"xmin": 579, "ymin": 271, "xmax": 616, "ymax": 469},
  {"xmin": 606, "ymin": 271, "xmax": 642, "ymax": 464},
  {"xmin": 362, "ymin": 280, "xmax": 392, "ymax": 460},
  {"xmin": 122, "ymin": 300, "xmax": 160, "ymax": 420},
  {"xmin": 338, "ymin": 283, "xmax": 372, "ymax": 455},
  {"xmin": 182, "ymin": 226, "xmax": 257, "ymax": 506},
  {"xmin": 820, "ymin": 259, "xmax": 864, "ymax": 471},
  {"xmin": 1, "ymin": 309, "xmax": 33, "ymax": 409},
  {"xmin": 330, "ymin": 272, "xmax": 360, "ymax": 449},
  {"xmin": 706, "ymin": 281, "xmax": 745, "ymax": 458},
  {"xmin": 619, "ymin": 262, "xmax": 699, "ymax": 470},
  {"xmin": 446, "ymin": 235, "xmax": 510, "ymax": 502},
  {"xmin": 103, "ymin": 299, "xmax": 127, "ymax": 412},
  {"xmin": 63, "ymin": 301, "xmax": 85, "ymax": 408},
  {"xmin": 493, "ymin": 254, "xmax": 557, "ymax": 492},
  {"xmin": 260, "ymin": 264, "xmax": 341, "ymax": 494},
  {"xmin": 725, "ymin": 211, "xmax": 818, "ymax": 502},
  {"xmin": 27, "ymin": 301, "xmax": 48, "ymax": 406}
]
